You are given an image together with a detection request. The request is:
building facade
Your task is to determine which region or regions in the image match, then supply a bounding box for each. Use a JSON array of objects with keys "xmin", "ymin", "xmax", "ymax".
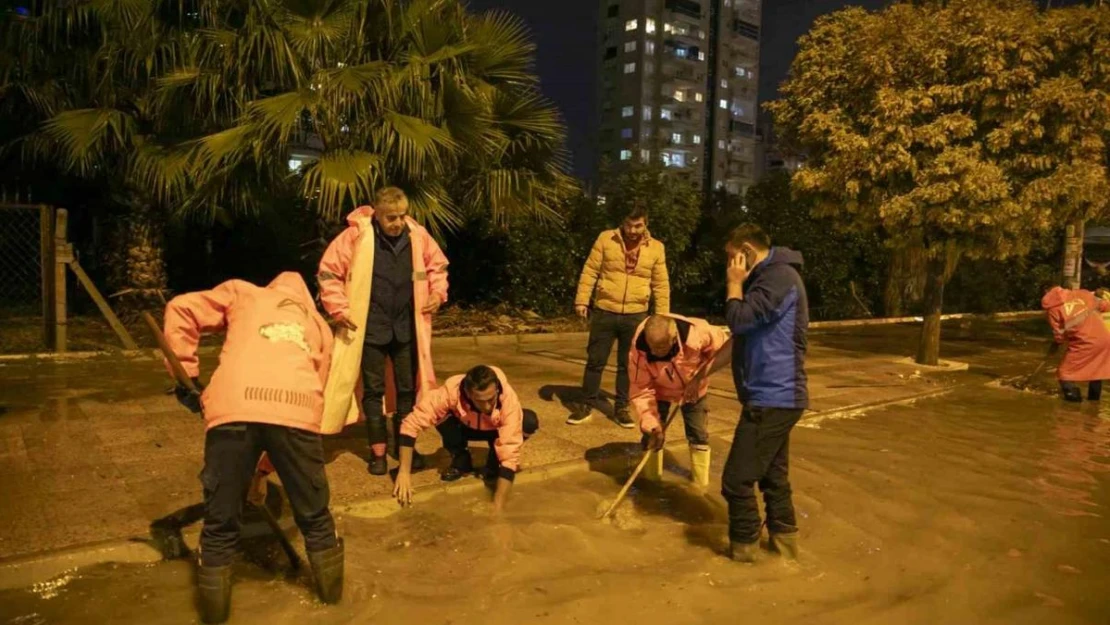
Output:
[{"xmin": 596, "ymin": 0, "xmax": 762, "ymax": 196}]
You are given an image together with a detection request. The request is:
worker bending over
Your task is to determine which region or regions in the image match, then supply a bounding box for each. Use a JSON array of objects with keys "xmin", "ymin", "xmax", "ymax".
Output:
[
  {"xmin": 629, "ymin": 314, "xmax": 730, "ymax": 488},
  {"xmin": 393, "ymin": 365, "xmax": 539, "ymax": 511},
  {"xmin": 164, "ymin": 272, "xmax": 343, "ymax": 623}
]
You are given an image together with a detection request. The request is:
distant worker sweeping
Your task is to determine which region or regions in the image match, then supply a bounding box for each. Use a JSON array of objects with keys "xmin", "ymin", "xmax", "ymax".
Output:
[
  {"xmin": 162, "ymin": 272, "xmax": 344, "ymax": 624},
  {"xmin": 628, "ymin": 314, "xmax": 730, "ymax": 488},
  {"xmin": 1041, "ymin": 285, "xmax": 1110, "ymax": 402}
]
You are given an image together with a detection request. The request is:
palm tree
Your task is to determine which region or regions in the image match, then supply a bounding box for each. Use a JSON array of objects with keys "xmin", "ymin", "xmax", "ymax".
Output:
[
  {"xmin": 169, "ymin": 0, "xmax": 575, "ymax": 233},
  {"xmin": 5, "ymin": 0, "xmax": 574, "ymax": 300}
]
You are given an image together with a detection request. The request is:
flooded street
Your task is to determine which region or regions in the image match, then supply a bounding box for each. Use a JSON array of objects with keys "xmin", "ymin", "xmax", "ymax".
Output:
[{"xmin": 2, "ymin": 385, "xmax": 1108, "ymax": 625}]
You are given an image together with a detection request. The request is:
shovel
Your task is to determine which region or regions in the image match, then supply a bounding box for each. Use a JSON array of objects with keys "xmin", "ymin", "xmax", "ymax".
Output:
[{"xmin": 141, "ymin": 312, "xmax": 303, "ymax": 570}]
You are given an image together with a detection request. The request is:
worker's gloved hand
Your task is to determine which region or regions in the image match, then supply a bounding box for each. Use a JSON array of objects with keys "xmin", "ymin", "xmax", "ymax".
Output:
[{"xmin": 174, "ymin": 377, "xmax": 204, "ymax": 414}]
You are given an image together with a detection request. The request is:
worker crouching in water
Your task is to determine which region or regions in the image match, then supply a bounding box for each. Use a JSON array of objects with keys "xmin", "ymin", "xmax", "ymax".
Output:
[
  {"xmin": 629, "ymin": 315, "xmax": 730, "ymax": 488},
  {"xmin": 1042, "ymin": 285, "xmax": 1110, "ymax": 402},
  {"xmin": 164, "ymin": 272, "xmax": 343, "ymax": 624},
  {"xmin": 393, "ymin": 365, "xmax": 539, "ymax": 511}
]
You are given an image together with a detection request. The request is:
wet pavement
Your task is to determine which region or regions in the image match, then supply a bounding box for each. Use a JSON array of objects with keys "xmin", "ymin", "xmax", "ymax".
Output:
[
  {"xmin": 1, "ymin": 380, "xmax": 1108, "ymax": 624},
  {"xmin": 0, "ymin": 323, "xmax": 1021, "ymax": 563}
]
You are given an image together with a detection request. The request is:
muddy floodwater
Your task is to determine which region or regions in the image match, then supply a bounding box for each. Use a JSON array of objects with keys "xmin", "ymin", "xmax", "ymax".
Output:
[{"xmin": 2, "ymin": 387, "xmax": 1108, "ymax": 625}]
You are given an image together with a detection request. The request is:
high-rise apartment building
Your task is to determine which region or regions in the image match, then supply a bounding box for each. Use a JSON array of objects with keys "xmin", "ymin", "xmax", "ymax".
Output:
[{"xmin": 596, "ymin": 0, "xmax": 761, "ymax": 196}]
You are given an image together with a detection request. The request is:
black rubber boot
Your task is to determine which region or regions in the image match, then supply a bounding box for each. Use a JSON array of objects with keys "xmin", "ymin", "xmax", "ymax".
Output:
[
  {"xmin": 729, "ymin": 540, "xmax": 760, "ymax": 564},
  {"xmin": 769, "ymin": 532, "xmax": 799, "ymax": 561},
  {"xmin": 1061, "ymin": 382, "xmax": 1083, "ymax": 403},
  {"xmin": 1088, "ymin": 380, "xmax": 1103, "ymax": 402},
  {"xmin": 308, "ymin": 538, "xmax": 345, "ymax": 605},
  {"xmin": 367, "ymin": 454, "xmax": 388, "ymax": 476},
  {"xmin": 441, "ymin": 451, "xmax": 474, "ymax": 482},
  {"xmin": 196, "ymin": 564, "xmax": 232, "ymax": 624}
]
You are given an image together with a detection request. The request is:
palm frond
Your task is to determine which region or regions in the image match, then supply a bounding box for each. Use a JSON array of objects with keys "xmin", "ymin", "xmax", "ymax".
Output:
[
  {"xmin": 381, "ymin": 110, "xmax": 456, "ymax": 173},
  {"xmin": 32, "ymin": 108, "xmax": 139, "ymax": 175},
  {"xmin": 300, "ymin": 149, "xmax": 383, "ymax": 221},
  {"xmin": 464, "ymin": 10, "xmax": 536, "ymax": 85},
  {"xmin": 246, "ymin": 89, "xmax": 320, "ymax": 145}
]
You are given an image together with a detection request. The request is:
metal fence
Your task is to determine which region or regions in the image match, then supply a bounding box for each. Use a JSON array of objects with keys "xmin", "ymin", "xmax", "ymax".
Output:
[{"xmin": 0, "ymin": 204, "xmax": 50, "ymax": 320}]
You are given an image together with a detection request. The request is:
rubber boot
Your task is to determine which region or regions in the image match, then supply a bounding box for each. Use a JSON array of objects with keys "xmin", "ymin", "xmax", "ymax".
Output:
[
  {"xmin": 729, "ymin": 540, "xmax": 760, "ymax": 564},
  {"xmin": 769, "ymin": 532, "xmax": 799, "ymax": 561},
  {"xmin": 196, "ymin": 564, "xmax": 232, "ymax": 624},
  {"xmin": 689, "ymin": 445, "xmax": 711, "ymax": 489},
  {"xmin": 641, "ymin": 450, "xmax": 663, "ymax": 482},
  {"xmin": 1061, "ymin": 382, "xmax": 1083, "ymax": 403},
  {"xmin": 308, "ymin": 538, "xmax": 345, "ymax": 604}
]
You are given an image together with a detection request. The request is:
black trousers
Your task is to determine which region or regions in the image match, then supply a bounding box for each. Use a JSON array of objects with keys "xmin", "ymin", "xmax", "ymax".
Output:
[
  {"xmin": 582, "ymin": 310, "xmax": 647, "ymax": 410},
  {"xmin": 436, "ymin": 410, "xmax": 540, "ymax": 466},
  {"xmin": 720, "ymin": 406, "xmax": 803, "ymax": 544},
  {"xmin": 656, "ymin": 397, "xmax": 710, "ymax": 446},
  {"xmin": 361, "ymin": 338, "xmax": 417, "ymax": 448},
  {"xmin": 199, "ymin": 423, "xmax": 337, "ymax": 567}
]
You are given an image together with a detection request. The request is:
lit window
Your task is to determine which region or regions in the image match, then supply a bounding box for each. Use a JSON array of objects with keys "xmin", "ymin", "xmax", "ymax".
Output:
[
  {"xmin": 642, "ymin": 106, "xmax": 653, "ymax": 121},
  {"xmin": 675, "ymin": 47, "xmax": 687, "ymax": 59},
  {"xmin": 721, "ymin": 79, "xmax": 728, "ymax": 89},
  {"xmin": 672, "ymin": 153, "xmax": 686, "ymax": 167},
  {"xmin": 698, "ymin": 51, "xmax": 706, "ymax": 61},
  {"xmin": 664, "ymin": 23, "xmax": 673, "ymax": 33},
  {"xmin": 625, "ymin": 41, "xmax": 637, "ymax": 53},
  {"xmin": 693, "ymin": 134, "xmax": 701, "ymax": 144},
  {"xmin": 699, "ymin": 30, "xmax": 706, "ymax": 40},
  {"xmin": 624, "ymin": 62, "xmax": 637, "ymax": 74},
  {"xmin": 661, "ymin": 152, "xmax": 672, "ymax": 166},
  {"xmin": 597, "ymin": 194, "xmax": 607, "ymax": 206},
  {"xmin": 719, "ymin": 99, "xmax": 728, "ymax": 109},
  {"xmin": 718, "ymin": 140, "xmax": 726, "ymax": 150},
  {"xmin": 716, "ymin": 181, "xmax": 725, "ymax": 190},
  {"xmin": 622, "ymin": 106, "xmax": 634, "ymax": 118},
  {"xmin": 731, "ymin": 103, "xmax": 745, "ymax": 117},
  {"xmin": 672, "ymin": 133, "xmax": 682, "ymax": 144},
  {"xmin": 620, "ymin": 149, "xmax": 632, "ymax": 161},
  {"xmin": 673, "ymin": 89, "xmax": 685, "ymax": 102},
  {"xmin": 645, "ymin": 41, "xmax": 655, "ymax": 55},
  {"xmin": 640, "ymin": 149, "xmax": 651, "ymax": 163},
  {"xmin": 694, "ymin": 92, "xmax": 703, "ymax": 102},
  {"xmin": 661, "ymin": 108, "xmax": 674, "ymax": 121},
  {"xmin": 646, "ymin": 18, "xmax": 656, "ymax": 34},
  {"xmin": 625, "ymin": 19, "xmax": 638, "ymax": 31},
  {"xmin": 621, "ymin": 128, "xmax": 633, "ymax": 139},
  {"xmin": 288, "ymin": 158, "xmax": 303, "ymax": 171}
]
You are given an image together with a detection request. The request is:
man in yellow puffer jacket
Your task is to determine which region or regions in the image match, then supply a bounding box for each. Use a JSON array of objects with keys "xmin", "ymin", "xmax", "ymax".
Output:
[{"xmin": 569, "ymin": 204, "xmax": 670, "ymax": 427}]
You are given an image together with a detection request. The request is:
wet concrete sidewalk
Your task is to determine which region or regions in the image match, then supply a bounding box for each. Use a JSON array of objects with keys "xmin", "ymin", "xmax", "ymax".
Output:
[{"xmin": 0, "ymin": 321, "xmax": 1049, "ymax": 562}]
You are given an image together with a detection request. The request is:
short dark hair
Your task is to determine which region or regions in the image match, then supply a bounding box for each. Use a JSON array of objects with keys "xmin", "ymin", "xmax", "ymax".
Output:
[
  {"xmin": 727, "ymin": 223, "xmax": 770, "ymax": 251},
  {"xmin": 623, "ymin": 202, "xmax": 648, "ymax": 223},
  {"xmin": 462, "ymin": 365, "xmax": 499, "ymax": 394}
]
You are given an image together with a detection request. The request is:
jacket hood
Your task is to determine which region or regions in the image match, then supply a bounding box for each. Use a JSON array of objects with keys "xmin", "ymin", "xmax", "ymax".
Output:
[
  {"xmin": 1041, "ymin": 286, "xmax": 1067, "ymax": 310},
  {"xmin": 766, "ymin": 247, "xmax": 804, "ymax": 270},
  {"xmin": 267, "ymin": 272, "xmax": 315, "ymax": 309}
]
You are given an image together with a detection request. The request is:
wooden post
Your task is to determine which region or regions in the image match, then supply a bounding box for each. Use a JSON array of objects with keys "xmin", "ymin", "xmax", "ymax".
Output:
[
  {"xmin": 68, "ymin": 258, "xmax": 138, "ymax": 349},
  {"xmin": 53, "ymin": 209, "xmax": 68, "ymax": 353},
  {"xmin": 39, "ymin": 204, "xmax": 55, "ymax": 348}
]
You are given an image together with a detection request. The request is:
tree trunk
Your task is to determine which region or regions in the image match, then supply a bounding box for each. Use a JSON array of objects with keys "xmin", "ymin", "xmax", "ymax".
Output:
[
  {"xmin": 1062, "ymin": 219, "xmax": 1084, "ymax": 290},
  {"xmin": 884, "ymin": 245, "xmax": 926, "ymax": 317},
  {"xmin": 915, "ymin": 254, "xmax": 947, "ymax": 366},
  {"xmin": 106, "ymin": 194, "xmax": 167, "ymax": 313}
]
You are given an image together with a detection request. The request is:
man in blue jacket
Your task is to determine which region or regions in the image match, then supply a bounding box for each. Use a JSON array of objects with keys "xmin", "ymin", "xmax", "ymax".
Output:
[{"xmin": 720, "ymin": 223, "xmax": 808, "ymax": 564}]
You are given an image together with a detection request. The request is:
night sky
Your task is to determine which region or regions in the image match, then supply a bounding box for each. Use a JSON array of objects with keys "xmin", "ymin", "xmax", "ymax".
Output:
[{"xmin": 462, "ymin": 0, "xmax": 1084, "ymax": 182}]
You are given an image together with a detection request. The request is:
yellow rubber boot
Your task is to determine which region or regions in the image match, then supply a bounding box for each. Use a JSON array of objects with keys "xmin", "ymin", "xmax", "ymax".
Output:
[
  {"xmin": 641, "ymin": 450, "xmax": 664, "ymax": 482},
  {"xmin": 690, "ymin": 445, "xmax": 711, "ymax": 489}
]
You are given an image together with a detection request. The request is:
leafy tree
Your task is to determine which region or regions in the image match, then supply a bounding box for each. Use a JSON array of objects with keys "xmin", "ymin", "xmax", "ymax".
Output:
[
  {"xmin": 743, "ymin": 171, "xmax": 885, "ymax": 320},
  {"xmin": 767, "ymin": 0, "xmax": 1110, "ymax": 365}
]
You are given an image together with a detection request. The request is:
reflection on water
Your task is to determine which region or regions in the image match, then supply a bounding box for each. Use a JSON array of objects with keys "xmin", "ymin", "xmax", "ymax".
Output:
[{"xmin": 1, "ymin": 387, "xmax": 1108, "ymax": 625}]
